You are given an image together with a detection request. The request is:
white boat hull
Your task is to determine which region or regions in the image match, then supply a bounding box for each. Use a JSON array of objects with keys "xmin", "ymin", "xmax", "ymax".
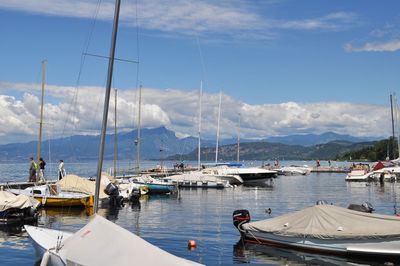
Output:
[
  {"xmin": 24, "ymin": 225, "xmax": 72, "ymax": 265},
  {"xmin": 242, "ymin": 230, "xmax": 400, "ymax": 256}
]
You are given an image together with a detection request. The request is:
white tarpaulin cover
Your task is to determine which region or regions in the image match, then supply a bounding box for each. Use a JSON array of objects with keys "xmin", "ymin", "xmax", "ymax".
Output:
[
  {"xmin": 0, "ymin": 190, "xmax": 40, "ymax": 211},
  {"xmin": 61, "ymin": 215, "xmax": 203, "ymax": 266},
  {"xmin": 57, "ymin": 174, "xmax": 109, "ymax": 199},
  {"xmin": 244, "ymin": 204, "xmax": 400, "ymax": 240}
]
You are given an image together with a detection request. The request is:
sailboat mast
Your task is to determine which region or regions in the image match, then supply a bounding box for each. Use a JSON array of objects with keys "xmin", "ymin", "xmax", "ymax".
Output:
[
  {"xmin": 114, "ymin": 89, "xmax": 118, "ymax": 179},
  {"xmin": 37, "ymin": 60, "xmax": 47, "ymax": 161},
  {"xmin": 94, "ymin": 0, "xmax": 121, "ymax": 213},
  {"xmin": 237, "ymin": 112, "xmax": 241, "ymax": 163},
  {"xmin": 198, "ymin": 81, "xmax": 202, "ymax": 170},
  {"xmin": 136, "ymin": 85, "xmax": 142, "ymax": 174},
  {"xmin": 395, "ymin": 94, "xmax": 400, "ymax": 159},
  {"xmin": 391, "ymin": 94, "xmax": 396, "ymax": 160},
  {"xmin": 215, "ymin": 91, "xmax": 222, "ymax": 164}
]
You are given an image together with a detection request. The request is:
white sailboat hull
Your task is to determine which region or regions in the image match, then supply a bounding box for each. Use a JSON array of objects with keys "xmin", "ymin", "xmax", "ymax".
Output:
[{"xmin": 24, "ymin": 225, "xmax": 72, "ymax": 265}]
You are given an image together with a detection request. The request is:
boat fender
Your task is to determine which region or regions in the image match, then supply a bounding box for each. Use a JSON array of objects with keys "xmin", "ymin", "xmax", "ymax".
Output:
[
  {"xmin": 233, "ymin": 210, "xmax": 251, "ymax": 230},
  {"xmin": 40, "ymin": 251, "xmax": 50, "ymax": 266}
]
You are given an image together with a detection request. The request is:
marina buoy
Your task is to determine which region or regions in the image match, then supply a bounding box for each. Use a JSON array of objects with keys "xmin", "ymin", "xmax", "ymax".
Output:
[{"xmin": 187, "ymin": 239, "xmax": 197, "ymax": 250}]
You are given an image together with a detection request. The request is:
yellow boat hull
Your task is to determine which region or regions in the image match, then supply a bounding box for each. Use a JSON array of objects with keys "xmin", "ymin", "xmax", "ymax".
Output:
[{"xmin": 34, "ymin": 195, "xmax": 94, "ymax": 208}]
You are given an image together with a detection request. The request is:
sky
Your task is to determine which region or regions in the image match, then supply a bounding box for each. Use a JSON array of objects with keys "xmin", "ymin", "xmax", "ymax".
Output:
[{"xmin": 0, "ymin": 0, "xmax": 399, "ymax": 144}]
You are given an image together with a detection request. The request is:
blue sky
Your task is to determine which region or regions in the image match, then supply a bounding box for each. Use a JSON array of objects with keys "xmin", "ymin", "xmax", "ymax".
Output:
[{"xmin": 0, "ymin": 0, "xmax": 399, "ymax": 143}]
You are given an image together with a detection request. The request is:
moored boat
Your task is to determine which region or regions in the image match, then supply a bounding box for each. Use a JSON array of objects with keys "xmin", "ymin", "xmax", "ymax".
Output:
[
  {"xmin": 8, "ymin": 184, "xmax": 93, "ymax": 208},
  {"xmin": 0, "ymin": 190, "xmax": 40, "ymax": 224},
  {"xmin": 233, "ymin": 204, "xmax": 400, "ymax": 257}
]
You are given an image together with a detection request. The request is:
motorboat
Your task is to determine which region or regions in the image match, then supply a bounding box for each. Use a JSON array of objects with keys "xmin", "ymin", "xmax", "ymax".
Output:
[
  {"xmin": 165, "ymin": 172, "xmax": 232, "ymax": 189},
  {"xmin": 345, "ymin": 170, "xmax": 375, "ymax": 181},
  {"xmin": 233, "ymin": 204, "xmax": 400, "ymax": 257},
  {"xmin": 130, "ymin": 175, "xmax": 177, "ymax": 194},
  {"xmin": 0, "ymin": 190, "xmax": 40, "ymax": 224},
  {"xmin": 8, "ymin": 184, "xmax": 93, "ymax": 208},
  {"xmin": 214, "ymin": 165, "xmax": 277, "ymax": 185},
  {"xmin": 276, "ymin": 165, "xmax": 311, "ymax": 176}
]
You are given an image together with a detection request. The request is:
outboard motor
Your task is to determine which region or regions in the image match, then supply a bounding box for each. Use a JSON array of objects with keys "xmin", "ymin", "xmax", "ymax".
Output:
[
  {"xmin": 105, "ymin": 183, "xmax": 124, "ymax": 207},
  {"xmin": 129, "ymin": 188, "xmax": 141, "ymax": 203},
  {"xmin": 233, "ymin": 210, "xmax": 251, "ymax": 231},
  {"xmin": 316, "ymin": 200, "xmax": 328, "ymax": 205},
  {"xmin": 348, "ymin": 201, "xmax": 374, "ymax": 213}
]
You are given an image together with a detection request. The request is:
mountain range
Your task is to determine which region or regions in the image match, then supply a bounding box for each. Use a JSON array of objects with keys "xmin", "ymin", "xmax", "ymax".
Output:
[{"xmin": 0, "ymin": 126, "xmax": 381, "ymax": 162}]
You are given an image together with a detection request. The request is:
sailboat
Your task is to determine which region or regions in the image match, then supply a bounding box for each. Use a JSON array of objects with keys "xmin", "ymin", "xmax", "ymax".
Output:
[
  {"xmin": 8, "ymin": 61, "xmax": 94, "ymax": 208},
  {"xmin": 24, "ymin": 1, "xmax": 202, "ymax": 265},
  {"xmin": 129, "ymin": 85, "xmax": 177, "ymax": 194},
  {"xmin": 166, "ymin": 86, "xmax": 242, "ymax": 188}
]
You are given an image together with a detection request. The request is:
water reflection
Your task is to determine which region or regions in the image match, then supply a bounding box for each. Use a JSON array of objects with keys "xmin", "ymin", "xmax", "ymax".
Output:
[{"xmin": 233, "ymin": 240, "xmax": 397, "ymax": 266}]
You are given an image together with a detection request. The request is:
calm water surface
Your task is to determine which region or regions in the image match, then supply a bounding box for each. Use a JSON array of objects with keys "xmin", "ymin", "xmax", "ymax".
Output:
[{"xmin": 0, "ymin": 160, "xmax": 399, "ymax": 265}]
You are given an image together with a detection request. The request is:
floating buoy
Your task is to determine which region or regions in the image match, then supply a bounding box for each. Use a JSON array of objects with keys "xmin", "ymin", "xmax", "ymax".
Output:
[{"xmin": 187, "ymin": 239, "xmax": 197, "ymax": 250}]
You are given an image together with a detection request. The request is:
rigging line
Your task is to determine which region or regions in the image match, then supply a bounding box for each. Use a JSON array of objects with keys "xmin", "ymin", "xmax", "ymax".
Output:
[
  {"xmin": 61, "ymin": 0, "xmax": 103, "ymax": 156},
  {"xmin": 83, "ymin": 52, "xmax": 139, "ymax": 64},
  {"xmin": 196, "ymin": 35, "xmax": 207, "ymax": 89}
]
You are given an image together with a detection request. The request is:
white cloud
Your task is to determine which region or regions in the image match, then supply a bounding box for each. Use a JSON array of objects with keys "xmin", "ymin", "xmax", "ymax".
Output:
[
  {"xmin": 274, "ymin": 12, "xmax": 358, "ymax": 31},
  {"xmin": 0, "ymin": 81, "xmax": 390, "ymax": 144},
  {"xmin": 344, "ymin": 39, "xmax": 400, "ymax": 52},
  {"xmin": 0, "ymin": 0, "xmax": 357, "ymax": 40}
]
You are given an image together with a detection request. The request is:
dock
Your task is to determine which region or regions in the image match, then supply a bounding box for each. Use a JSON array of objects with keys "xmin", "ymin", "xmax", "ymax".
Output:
[{"xmin": 311, "ymin": 167, "xmax": 350, "ymax": 173}]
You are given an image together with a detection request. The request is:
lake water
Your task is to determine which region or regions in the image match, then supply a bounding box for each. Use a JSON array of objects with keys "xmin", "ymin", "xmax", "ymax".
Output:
[{"xmin": 0, "ymin": 160, "xmax": 399, "ymax": 265}]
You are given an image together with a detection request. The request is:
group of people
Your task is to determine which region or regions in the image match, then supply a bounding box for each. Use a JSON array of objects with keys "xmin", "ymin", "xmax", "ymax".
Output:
[{"xmin": 28, "ymin": 157, "xmax": 66, "ymax": 182}]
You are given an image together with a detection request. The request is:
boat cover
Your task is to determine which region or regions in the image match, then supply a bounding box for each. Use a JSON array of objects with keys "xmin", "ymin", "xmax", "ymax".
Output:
[
  {"xmin": 57, "ymin": 174, "xmax": 109, "ymax": 199},
  {"xmin": 0, "ymin": 190, "xmax": 40, "ymax": 211},
  {"xmin": 60, "ymin": 215, "xmax": 203, "ymax": 266},
  {"xmin": 244, "ymin": 204, "xmax": 400, "ymax": 240}
]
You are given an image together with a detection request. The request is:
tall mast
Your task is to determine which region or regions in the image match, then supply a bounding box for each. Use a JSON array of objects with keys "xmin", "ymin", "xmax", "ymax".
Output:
[
  {"xmin": 215, "ymin": 91, "xmax": 222, "ymax": 164},
  {"xmin": 395, "ymin": 94, "xmax": 400, "ymax": 159},
  {"xmin": 37, "ymin": 59, "xmax": 47, "ymax": 161},
  {"xmin": 113, "ymin": 89, "xmax": 118, "ymax": 179},
  {"xmin": 136, "ymin": 85, "xmax": 142, "ymax": 174},
  {"xmin": 237, "ymin": 112, "xmax": 241, "ymax": 163},
  {"xmin": 94, "ymin": 0, "xmax": 121, "ymax": 213},
  {"xmin": 197, "ymin": 81, "xmax": 203, "ymax": 170},
  {"xmin": 391, "ymin": 94, "xmax": 396, "ymax": 160}
]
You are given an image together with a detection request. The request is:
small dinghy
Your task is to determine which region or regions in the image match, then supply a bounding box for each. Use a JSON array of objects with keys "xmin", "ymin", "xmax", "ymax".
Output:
[{"xmin": 233, "ymin": 204, "xmax": 400, "ymax": 257}]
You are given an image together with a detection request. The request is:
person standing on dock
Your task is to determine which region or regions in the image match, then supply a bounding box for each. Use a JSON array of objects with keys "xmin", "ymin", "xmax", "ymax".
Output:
[
  {"xmin": 58, "ymin": 160, "xmax": 65, "ymax": 180},
  {"xmin": 28, "ymin": 157, "xmax": 37, "ymax": 182},
  {"xmin": 38, "ymin": 157, "xmax": 46, "ymax": 182}
]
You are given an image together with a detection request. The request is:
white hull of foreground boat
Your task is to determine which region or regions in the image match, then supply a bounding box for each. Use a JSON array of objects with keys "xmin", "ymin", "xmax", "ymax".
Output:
[
  {"xmin": 242, "ymin": 230, "xmax": 400, "ymax": 256},
  {"xmin": 24, "ymin": 225, "xmax": 73, "ymax": 265}
]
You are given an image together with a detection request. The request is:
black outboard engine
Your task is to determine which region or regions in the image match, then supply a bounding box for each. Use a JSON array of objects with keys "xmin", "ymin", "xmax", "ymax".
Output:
[
  {"xmin": 316, "ymin": 200, "xmax": 328, "ymax": 205},
  {"xmin": 129, "ymin": 188, "xmax": 141, "ymax": 203},
  {"xmin": 348, "ymin": 201, "xmax": 374, "ymax": 213},
  {"xmin": 233, "ymin": 210, "xmax": 251, "ymax": 231},
  {"xmin": 105, "ymin": 183, "xmax": 124, "ymax": 207}
]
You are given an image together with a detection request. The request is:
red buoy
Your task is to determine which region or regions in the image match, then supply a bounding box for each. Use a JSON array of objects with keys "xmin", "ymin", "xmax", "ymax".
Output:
[{"xmin": 187, "ymin": 239, "xmax": 197, "ymax": 250}]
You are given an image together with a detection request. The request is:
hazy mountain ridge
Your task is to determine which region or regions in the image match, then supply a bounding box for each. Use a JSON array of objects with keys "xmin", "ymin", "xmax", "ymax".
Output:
[{"xmin": 0, "ymin": 127, "xmax": 380, "ymax": 162}]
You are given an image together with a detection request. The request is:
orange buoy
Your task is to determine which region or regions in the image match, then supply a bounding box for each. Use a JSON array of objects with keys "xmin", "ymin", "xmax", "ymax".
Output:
[{"xmin": 187, "ymin": 239, "xmax": 197, "ymax": 250}]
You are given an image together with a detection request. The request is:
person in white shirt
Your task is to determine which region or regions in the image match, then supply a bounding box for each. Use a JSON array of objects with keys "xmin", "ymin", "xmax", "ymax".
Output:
[{"xmin": 58, "ymin": 159, "xmax": 66, "ymax": 180}]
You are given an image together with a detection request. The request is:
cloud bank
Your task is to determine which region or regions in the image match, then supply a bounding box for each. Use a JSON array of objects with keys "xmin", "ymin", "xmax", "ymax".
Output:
[{"xmin": 0, "ymin": 81, "xmax": 390, "ymax": 144}]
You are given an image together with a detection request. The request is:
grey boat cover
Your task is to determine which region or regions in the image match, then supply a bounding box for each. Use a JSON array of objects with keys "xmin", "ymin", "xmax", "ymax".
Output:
[
  {"xmin": 0, "ymin": 190, "xmax": 40, "ymax": 211},
  {"xmin": 61, "ymin": 214, "xmax": 203, "ymax": 266},
  {"xmin": 243, "ymin": 204, "xmax": 400, "ymax": 240}
]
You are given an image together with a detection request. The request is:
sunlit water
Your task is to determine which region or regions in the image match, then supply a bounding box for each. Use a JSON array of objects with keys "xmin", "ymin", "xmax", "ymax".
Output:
[{"xmin": 0, "ymin": 160, "xmax": 399, "ymax": 265}]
